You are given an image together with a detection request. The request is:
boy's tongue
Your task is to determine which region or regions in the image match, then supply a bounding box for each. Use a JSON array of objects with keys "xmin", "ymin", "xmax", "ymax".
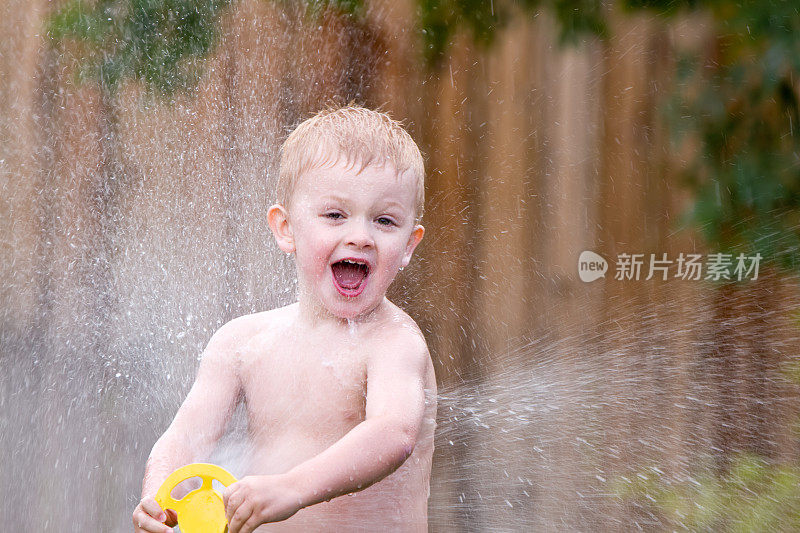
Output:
[{"xmin": 332, "ymin": 261, "xmax": 367, "ymax": 289}]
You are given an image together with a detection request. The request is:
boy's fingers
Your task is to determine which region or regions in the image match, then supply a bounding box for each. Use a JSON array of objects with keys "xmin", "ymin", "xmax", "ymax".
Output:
[
  {"xmin": 240, "ymin": 514, "xmax": 263, "ymax": 533},
  {"xmin": 228, "ymin": 503, "xmax": 253, "ymax": 533},
  {"xmin": 140, "ymin": 497, "xmax": 166, "ymax": 521},
  {"xmin": 133, "ymin": 509, "xmax": 172, "ymax": 533},
  {"xmin": 225, "ymin": 491, "xmax": 243, "ymax": 523},
  {"xmin": 223, "ymin": 482, "xmax": 239, "ymax": 508}
]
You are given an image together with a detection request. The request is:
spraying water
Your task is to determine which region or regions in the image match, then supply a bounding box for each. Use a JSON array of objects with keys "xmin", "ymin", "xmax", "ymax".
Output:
[{"xmin": 2, "ymin": 1, "xmax": 800, "ymax": 532}]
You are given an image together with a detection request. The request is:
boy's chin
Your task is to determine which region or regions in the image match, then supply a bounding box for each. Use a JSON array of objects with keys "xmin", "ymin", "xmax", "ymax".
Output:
[
  {"xmin": 324, "ymin": 294, "xmax": 382, "ymax": 320},
  {"xmin": 328, "ymin": 304, "xmax": 373, "ymax": 321}
]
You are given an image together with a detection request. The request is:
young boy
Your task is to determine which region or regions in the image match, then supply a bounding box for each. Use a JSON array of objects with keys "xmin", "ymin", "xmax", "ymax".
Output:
[{"xmin": 132, "ymin": 106, "xmax": 437, "ymax": 533}]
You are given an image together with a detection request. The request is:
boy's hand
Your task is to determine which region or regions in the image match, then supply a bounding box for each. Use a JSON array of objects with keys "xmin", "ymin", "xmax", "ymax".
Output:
[
  {"xmin": 132, "ymin": 496, "xmax": 177, "ymax": 533},
  {"xmin": 223, "ymin": 475, "xmax": 302, "ymax": 533}
]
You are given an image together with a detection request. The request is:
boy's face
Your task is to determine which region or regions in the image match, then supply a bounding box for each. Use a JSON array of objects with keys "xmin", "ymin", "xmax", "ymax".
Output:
[{"xmin": 268, "ymin": 157, "xmax": 424, "ymax": 320}]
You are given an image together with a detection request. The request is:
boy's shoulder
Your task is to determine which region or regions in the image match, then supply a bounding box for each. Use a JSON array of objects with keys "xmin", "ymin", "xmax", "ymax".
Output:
[
  {"xmin": 207, "ymin": 304, "xmax": 297, "ymax": 356},
  {"xmin": 373, "ymin": 300, "xmax": 429, "ymax": 353}
]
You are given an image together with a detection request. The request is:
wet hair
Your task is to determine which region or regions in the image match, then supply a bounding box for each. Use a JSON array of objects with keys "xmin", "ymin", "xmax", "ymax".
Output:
[{"xmin": 277, "ymin": 105, "xmax": 425, "ymax": 221}]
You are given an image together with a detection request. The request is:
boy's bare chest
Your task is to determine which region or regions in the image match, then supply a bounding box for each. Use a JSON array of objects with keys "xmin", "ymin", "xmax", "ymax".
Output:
[{"xmin": 238, "ymin": 334, "xmax": 369, "ymax": 442}]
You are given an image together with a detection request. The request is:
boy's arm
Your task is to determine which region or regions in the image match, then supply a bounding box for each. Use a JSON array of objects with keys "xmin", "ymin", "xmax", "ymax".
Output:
[
  {"xmin": 141, "ymin": 321, "xmax": 243, "ymax": 499},
  {"xmin": 223, "ymin": 334, "xmax": 429, "ymax": 531},
  {"xmin": 288, "ymin": 334, "xmax": 429, "ymax": 499}
]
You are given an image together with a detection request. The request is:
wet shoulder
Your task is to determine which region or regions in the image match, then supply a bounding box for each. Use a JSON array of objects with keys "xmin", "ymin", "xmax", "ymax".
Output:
[
  {"xmin": 379, "ymin": 300, "xmax": 428, "ymax": 348},
  {"xmin": 381, "ymin": 302, "xmax": 437, "ymax": 394},
  {"xmin": 369, "ymin": 301, "xmax": 430, "ymax": 375},
  {"xmin": 211, "ymin": 304, "xmax": 298, "ymax": 363}
]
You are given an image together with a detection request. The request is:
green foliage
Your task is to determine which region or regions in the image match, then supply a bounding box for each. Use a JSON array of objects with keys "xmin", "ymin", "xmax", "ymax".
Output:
[
  {"xmin": 279, "ymin": 0, "xmax": 364, "ymax": 17},
  {"xmin": 47, "ymin": 0, "xmax": 365, "ymax": 98},
  {"xmin": 668, "ymin": 0, "xmax": 800, "ymax": 271},
  {"xmin": 418, "ymin": 0, "xmax": 502, "ymax": 66},
  {"xmin": 48, "ymin": 0, "xmax": 232, "ymax": 97},
  {"xmin": 417, "ymin": 0, "xmax": 608, "ymax": 67},
  {"xmin": 620, "ymin": 0, "xmax": 698, "ymax": 16},
  {"xmin": 549, "ymin": 0, "xmax": 607, "ymax": 44},
  {"xmin": 615, "ymin": 456, "xmax": 800, "ymax": 531}
]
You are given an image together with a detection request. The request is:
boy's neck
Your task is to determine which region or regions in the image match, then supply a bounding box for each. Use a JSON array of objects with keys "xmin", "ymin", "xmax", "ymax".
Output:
[{"xmin": 296, "ymin": 293, "xmax": 388, "ymax": 329}]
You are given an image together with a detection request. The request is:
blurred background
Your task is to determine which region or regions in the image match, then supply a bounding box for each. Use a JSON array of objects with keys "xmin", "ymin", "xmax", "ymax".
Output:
[{"xmin": 3, "ymin": 0, "xmax": 800, "ymax": 530}]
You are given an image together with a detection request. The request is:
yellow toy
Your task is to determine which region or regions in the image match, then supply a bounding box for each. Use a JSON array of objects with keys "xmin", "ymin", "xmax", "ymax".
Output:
[{"xmin": 155, "ymin": 463, "xmax": 237, "ymax": 533}]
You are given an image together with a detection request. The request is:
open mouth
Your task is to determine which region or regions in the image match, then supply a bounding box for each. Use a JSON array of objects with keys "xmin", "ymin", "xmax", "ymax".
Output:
[{"xmin": 331, "ymin": 259, "xmax": 370, "ymax": 297}]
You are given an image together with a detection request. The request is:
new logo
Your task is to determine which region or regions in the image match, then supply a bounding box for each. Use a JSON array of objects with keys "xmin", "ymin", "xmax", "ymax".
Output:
[{"xmin": 578, "ymin": 251, "xmax": 608, "ymax": 282}]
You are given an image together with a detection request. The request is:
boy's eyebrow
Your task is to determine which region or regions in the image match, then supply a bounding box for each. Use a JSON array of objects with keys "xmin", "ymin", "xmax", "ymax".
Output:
[
  {"xmin": 319, "ymin": 194, "xmax": 349, "ymax": 205},
  {"xmin": 378, "ymin": 200, "xmax": 408, "ymax": 213},
  {"xmin": 316, "ymin": 195, "xmax": 411, "ymax": 216}
]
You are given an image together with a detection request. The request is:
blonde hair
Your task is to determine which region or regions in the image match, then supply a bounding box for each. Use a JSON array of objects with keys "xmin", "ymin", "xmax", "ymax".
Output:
[{"xmin": 277, "ymin": 106, "xmax": 425, "ymax": 220}]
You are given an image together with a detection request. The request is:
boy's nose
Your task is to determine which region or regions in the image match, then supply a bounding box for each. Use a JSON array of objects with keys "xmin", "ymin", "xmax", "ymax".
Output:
[{"xmin": 346, "ymin": 221, "xmax": 375, "ymax": 249}]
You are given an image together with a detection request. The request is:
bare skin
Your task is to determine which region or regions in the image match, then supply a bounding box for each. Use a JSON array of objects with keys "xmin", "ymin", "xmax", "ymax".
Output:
[
  {"xmin": 133, "ymin": 159, "xmax": 436, "ymax": 532},
  {"xmin": 133, "ymin": 302, "xmax": 436, "ymax": 533}
]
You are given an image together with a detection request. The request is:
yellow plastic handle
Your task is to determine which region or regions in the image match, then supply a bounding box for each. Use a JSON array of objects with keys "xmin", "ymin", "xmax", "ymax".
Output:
[{"xmin": 155, "ymin": 463, "xmax": 238, "ymax": 533}]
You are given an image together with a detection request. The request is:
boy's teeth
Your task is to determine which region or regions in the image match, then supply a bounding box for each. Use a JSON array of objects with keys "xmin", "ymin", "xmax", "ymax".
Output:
[{"xmin": 332, "ymin": 260, "xmax": 368, "ymax": 290}]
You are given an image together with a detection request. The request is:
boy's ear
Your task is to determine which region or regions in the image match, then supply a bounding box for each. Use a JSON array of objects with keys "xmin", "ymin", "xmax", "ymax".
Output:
[
  {"xmin": 401, "ymin": 225, "xmax": 424, "ymax": 268},
  {"xmin": 267, "ymin": 204, "xmax": 295, "ymax": 253}
]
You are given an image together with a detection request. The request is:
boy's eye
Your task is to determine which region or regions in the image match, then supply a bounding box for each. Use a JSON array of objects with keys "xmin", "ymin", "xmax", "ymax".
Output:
[
  {"xmin": 376, "ymin": 217, "xmax": 395, "ymax": 226},
  {"xmin": 324, "ymin": 212, "xmax": 343, "ymax": 220}
]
